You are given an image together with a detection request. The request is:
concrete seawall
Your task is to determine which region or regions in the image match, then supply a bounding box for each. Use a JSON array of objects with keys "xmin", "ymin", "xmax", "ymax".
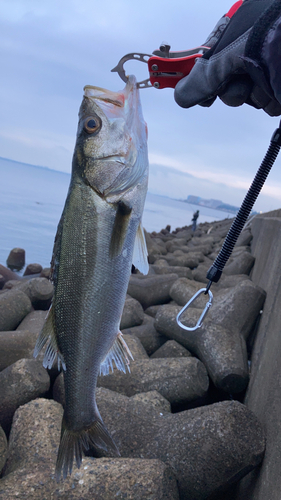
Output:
[{"xmin": 234, "ymin": 210, "xmax": 281, "ymax": 500}]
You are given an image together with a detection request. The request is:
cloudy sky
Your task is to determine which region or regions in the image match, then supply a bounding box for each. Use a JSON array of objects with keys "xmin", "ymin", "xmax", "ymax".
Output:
[{"xmin": 1, "ymin": 0, "xmax": 281, "ymax": 212}]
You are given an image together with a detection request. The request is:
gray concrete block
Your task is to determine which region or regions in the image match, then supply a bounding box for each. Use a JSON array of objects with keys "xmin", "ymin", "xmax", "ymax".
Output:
[
  {"xmin": 173, "ymin": 228, "xmax": 192, "ymax": 240},
  {"xmin": 97, "ymin": 389, "xmax": 265, "ymax": 500},
  {"xmin": 1, "ymin": 459, "xmax": 180, "ymax": 500},
  {"xmin": 223, "ymin": 251, "xmax": 255, "ymax": 276},
  {"xmin": 166, "ymin": 239, "xmax": 189, "ymax": 252},
  {"xmin": 155, "ymin": 304, "xmax": 249, "ymax": 393},
  {"xmin": 150, "ymin": 340, "xmax": 192, "ymax": 359},
  {"xmin": 236, "ymin": 228, "xmax": 253, "ymax": 247},
  {"xmin": 97, "ymin": 357, "xmax": 209, "ymax": 404},
  {"xmin": 0, "ymin": 330, "xmax": 38, "ymax": 371},
  {"xmin": 143, "ymin": 305, "xmax": 162, "ymax": 318},
  {"xmin": 6, "ymin": 248, "xmax": 25, "ymax": 271},
  {"xmin": 122, "ymin": 314, "xmax": 166, "ymax": 355},
  {"xmin": 3, "ymin": 389, "xmax": 265, "ymax": 500},
  {"xmin": 0, "ymin": 425, "xmax": 7, "ymax": 474},
  {"xmin": 208, "ymin": 280, "xmax": 266, "ymax": 340},
  {"xmin": 122, "ymin": 333, "xmax": 149, "ymax": 360},
  {"xmin": 3, "ymin": 277, "xmax": 53, "ymax": 310},
  {"xmin": 162, "ymin": 253, "xmax": 199, "ymax": 268},
  {"xmin": 55, "ymin": 357, "xmax": 209, "ymax": 406},
  {"xmin": 0, "ymin": 289, "xmax": 32, "ymax": 331},
  {"xmin": 127, "ymin": 274, "xmax": 178, "ymax": 309},
  {"xmin": 192, "ymin": 259, "xmax": 215, "ymax": 284},
  {"xmin": 144, "ymin": 229, "xmax": 163, "ymax": 264},
  {"xmin": 16, "ymin": 310, "xmax": 47, "ymax": 333},
  {"xmin": 23, "ymin": 263, "xmax": 43, "ymax": 276},
  {"xmin": 151, "ymin": 265, "xmax": 193, "ymax": 279},
  {"xmin": 186, "ymin": 242, "xmax": 213, "ymax": 255},
  {"xmin": 130, "ymin": 391, "xmax": 171, "ymax": 413},
  {"xmin": 152, "ymin": 238, "xmax": 168, "ymax": 255},
  {"xmin": 0, "ymin": 265, "xmax": 20, "ymax": 289},
  {"xmin": 2, "ymin": 399, "xmax": 179, "ymax": 499},
  {"xmin": 211, "ymin": 274, "xmax": 250, "ymax": 292},
  {"xmin": 152, "ymin": 258, "xmax": 170, "ymax": 267},
  {"xmin": 233, "ymin": 216, "xmax": 281, "ymax": 499},
  {"xmin": 120, "ymin": 296, "xmax": 144, "ymax": 329},
  {"xmin": 0, "ymin": 359, "xmax": 50, "ymax": 433},
  {"xmin": 169, "ymin": 277, "xmax": 212, "ymax": 308}
]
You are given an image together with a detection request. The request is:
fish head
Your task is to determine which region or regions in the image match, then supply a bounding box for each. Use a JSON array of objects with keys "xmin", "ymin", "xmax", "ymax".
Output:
[{"xmin": 74, "ymin": 75, "xmax": 148, "ymax": 200}]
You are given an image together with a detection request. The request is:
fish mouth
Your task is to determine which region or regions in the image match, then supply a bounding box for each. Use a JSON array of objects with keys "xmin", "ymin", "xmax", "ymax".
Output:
[
  {"xmin": 84, "ymin": 76, "xmax": 137, "ymax": 105},
  {"xmin": 84, "ymin": 87, "xmax": 125, "ymax": 107}
]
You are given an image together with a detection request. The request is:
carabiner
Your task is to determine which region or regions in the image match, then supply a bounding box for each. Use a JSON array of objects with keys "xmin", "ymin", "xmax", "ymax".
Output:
[{"xmin": 176, "ymin": 288, "xmax": 213, "ymax": 332}]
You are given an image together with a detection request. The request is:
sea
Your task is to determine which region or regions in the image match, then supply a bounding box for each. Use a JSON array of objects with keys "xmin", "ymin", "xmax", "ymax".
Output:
[{"xmin": 0, "ymin": 157, "xmax": 232, "ymax": 270}]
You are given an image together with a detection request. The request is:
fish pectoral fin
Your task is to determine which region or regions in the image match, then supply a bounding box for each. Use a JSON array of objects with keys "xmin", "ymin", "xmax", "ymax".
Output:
[
  {"xmin": 56, "ymin": 414, "xmax": 120, "ymax": 481},
  {"xmin": 109, "ymin": 200, "xmax": 132, "ymax": 259},
  {"xmin": 33, "ymin": 305, "xmax": 66, "ymax": 371},
  {"xmin": 99, "ymin": 331, "xmax": 134, "ymax": 376},
  {"xmin": 132, "ymin": 222, "xmax": 149, "ymax": 275}
]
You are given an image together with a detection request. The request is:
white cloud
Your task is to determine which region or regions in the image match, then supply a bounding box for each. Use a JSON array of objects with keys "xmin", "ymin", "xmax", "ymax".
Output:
[
  {"xmin": 149, "ymin": 152, "xmax": 189, "ymax": 171},
  {"xmin": 149, "ymin": 149, "xmax": 281, "ymax": 205},
  {"xmin": 0, "ymin": 126, "xmax": 73, "ymax": 152},
  {"xmin": 0, "ymin": 0, "xmax": 280, "ymax": 215}
]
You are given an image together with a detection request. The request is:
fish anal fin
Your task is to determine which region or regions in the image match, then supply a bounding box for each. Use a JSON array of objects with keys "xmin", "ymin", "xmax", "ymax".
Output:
[
  {"xmin": 109, "ymin": 200, "xmax": 132, "ymax": 259},
  {"xmin": 132, "ymin": 222, "xmax": 149, "ymax": 275},
  {"xmin": 33, "ymin": 306, "xmax": 65, "ymax": 371},
  {"xmin": 56, "ymin": 415, "xmax": 120, "ymax": 481},
  {"xmin": 100, "ymin": 331, "xmax": 134, "ymax": 376}
]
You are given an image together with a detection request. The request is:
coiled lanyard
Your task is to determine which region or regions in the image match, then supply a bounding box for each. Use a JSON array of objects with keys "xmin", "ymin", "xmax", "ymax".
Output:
[{"xmin": 177, "ymin": 120, "xmax": 281, "ymax": 332}]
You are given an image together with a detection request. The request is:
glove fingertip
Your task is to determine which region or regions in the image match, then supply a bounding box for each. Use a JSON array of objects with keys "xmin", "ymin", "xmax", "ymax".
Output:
[
  {"xmin": 174, "ymin": 80, "xmax": 216, "ymax": 109},
  {"xmin": 174, "ymin": 79, "xmax": 193, "ymax": 108},
  {"xmin": 199, "ymin": 96, "xmax": 217, "ymax": 107}
]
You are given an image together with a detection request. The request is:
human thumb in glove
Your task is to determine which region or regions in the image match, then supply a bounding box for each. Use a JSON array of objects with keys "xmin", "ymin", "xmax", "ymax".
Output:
[{"xmin": 174, "ymin": 0, "xmax": 281, "ymax": 117}]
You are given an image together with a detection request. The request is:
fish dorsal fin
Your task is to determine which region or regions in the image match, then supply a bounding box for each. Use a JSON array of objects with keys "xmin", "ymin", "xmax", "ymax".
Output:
[
  {"xmin": 132, "ymin": 222, "xmax": 149, "ymax": 275},
  {"xmin": 99, "ymin": 332, "xmax": 134, "ymax": 376},
  {"xmin": 33, "ymin": 306, "xmax": 66, "ymax": 371}
]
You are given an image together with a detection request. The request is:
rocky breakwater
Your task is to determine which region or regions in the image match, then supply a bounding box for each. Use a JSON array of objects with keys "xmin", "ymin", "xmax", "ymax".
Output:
[{"xmin": 0, "ymin": 219, "xmax": 267, "ymax": 500}]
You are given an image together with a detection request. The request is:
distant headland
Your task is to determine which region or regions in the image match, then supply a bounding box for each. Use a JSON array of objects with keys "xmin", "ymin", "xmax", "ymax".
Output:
[{"xmin": 184, "ymin": 195, "xmax": 257, "ymax": 215}]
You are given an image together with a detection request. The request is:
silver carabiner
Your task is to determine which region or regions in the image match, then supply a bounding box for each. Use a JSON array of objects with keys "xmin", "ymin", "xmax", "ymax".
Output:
[{"xmin": 176, "ymin": 288, "xmax": 213, "ymax": 332}]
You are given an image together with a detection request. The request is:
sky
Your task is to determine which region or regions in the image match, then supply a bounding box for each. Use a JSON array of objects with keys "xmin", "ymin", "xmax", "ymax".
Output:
[{"xmin": 1, "ymin": 0, "xmax": 281, "ymax": 212}]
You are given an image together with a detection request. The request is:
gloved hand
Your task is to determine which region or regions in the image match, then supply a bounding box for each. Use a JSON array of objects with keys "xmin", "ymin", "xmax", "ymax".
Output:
[{"xmin": 174, "ymin": 0, "xmax": 281, "ymax": 116}]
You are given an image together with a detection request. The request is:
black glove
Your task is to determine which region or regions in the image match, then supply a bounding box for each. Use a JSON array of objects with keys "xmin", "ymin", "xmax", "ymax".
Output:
[{"xmin": 174, "ymin": 0, "xmax": 281, "ymax": 116}]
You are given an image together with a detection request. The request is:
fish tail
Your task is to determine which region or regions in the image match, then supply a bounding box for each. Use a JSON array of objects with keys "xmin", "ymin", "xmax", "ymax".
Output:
[{"xmin": 55, "ymin": 414, "xmax": 120, "ymax": 481}]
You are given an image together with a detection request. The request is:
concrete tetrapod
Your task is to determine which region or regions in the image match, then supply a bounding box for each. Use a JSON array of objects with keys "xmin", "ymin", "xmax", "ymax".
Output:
[
  {"xmin": 1, "ymin": 399, "xmax": 179, "ymax": 500},
  {"xmin": 98, "ymin": 388, "xmax": 265, "ymax": 500},
  {"xmin": 0, "ymin": 290, "xmax": 32, "ymax": 331},
  {"xmin": 54, "ymin": 356, "xmax": 209, "ymax": 406},
  {"xmin": 155, "ymin": 304, "xmax": 249, "ymax": 394},
  {"xmin": 46, "ymin": 387, "xmax": 265, "ymax": 500},
  {"xmin": 0, "ymin": 359, "xmax": 50, "ymax": 433}
]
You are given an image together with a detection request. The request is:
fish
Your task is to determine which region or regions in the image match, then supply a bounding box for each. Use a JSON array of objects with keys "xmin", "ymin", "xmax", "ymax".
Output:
[{"xmin": 34, "ymin": 75, "xmax": 149, "ymax": 481}]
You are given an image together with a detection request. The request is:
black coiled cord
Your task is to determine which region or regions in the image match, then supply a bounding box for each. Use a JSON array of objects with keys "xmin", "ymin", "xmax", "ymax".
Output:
[{"xmin": 205, "ymin": 120, "xmax": 281, "ymax": 291}]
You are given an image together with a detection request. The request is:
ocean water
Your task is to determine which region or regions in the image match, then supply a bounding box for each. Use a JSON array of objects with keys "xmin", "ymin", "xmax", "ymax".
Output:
[{"xmin": 0, "ymin": 157, "xmax": 231, "ymax": 269}]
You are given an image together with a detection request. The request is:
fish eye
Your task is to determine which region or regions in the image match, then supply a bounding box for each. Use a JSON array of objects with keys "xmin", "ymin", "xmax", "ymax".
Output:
[{"xmin": 84, "ymin": 116, "xmax": 101, "ymax": 134}]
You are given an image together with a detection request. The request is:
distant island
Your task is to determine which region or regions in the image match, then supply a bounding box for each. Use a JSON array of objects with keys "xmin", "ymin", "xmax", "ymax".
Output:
[{"xmin": 184, "ymin": 195, "xmax": 241, "ymax": 215}]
